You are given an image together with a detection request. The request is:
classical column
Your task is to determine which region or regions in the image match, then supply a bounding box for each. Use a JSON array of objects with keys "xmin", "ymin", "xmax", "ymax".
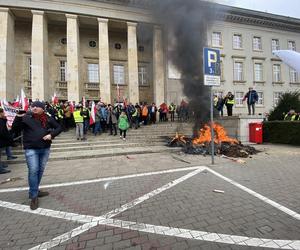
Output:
[
  {"xmin": 0, "ymin": 8, "xmax": 15, "ymax": 100},
  {"xmin": 31, "ymin": 10, "xmax": 49, "ymax": 101},
  {"xmin": 153, "ymin": 25, "xmax": 165, "ymax": 106},
  {"xmin": 98, "ymin": 18, "xmax": 111, "ymax": 104},
  {"xmin": 127, "ymin": 22, "xmax": 139, "ymax": 104},
  {"xmin": 66, "ymin": 14, "xmax": 81, "ymax": 102}
]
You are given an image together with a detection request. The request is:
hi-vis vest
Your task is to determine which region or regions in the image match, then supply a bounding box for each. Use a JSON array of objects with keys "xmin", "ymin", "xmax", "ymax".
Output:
[
  {"xmin": 284, "ymin": 114, "xmax": 297, "ymax": 121},
  {"xmin": 226, "ymin": 98, "xmax": 235, "ymax": 105},
  {"xmin": 142, "ymin": 106, "xmax": 148, "ymax": 116},
  {"xmin": 73, "ymin": 110, "xmax": 83, "ymax": 123},
  {"xmin": 169, "ymin": 105, "xmax": 176, "ymax": 112},
  {"xmin": 132, "ymin": 109, "xmax": 138, "ymax": 117}
]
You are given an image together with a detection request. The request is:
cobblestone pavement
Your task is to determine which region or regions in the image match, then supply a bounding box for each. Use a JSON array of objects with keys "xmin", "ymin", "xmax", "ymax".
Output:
[{"xmin": 0, "ymin": 144, "xmax": 300, "ymax": 249}]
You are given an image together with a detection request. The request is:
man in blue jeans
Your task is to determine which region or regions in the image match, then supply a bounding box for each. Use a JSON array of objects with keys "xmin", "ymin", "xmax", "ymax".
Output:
[{"xmin": 12, "ymin": 101, "xmax": 62, "ymax": 210}]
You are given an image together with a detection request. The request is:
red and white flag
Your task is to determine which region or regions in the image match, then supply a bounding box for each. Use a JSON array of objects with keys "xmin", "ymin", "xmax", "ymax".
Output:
[
  {"xmin": 89, "ymin": 101, "xmax": 96, "ymax": 125},
  {"xmin": 21, "ymin": 89, "xmax": 29, "ymax": 111},
  {"xmin": 69, "ymin": 101, "xmax": 74, "ymax": 113},
  {"xmin": 82, "ymin": 96, "xmax": 86, "ymax": 108},
  {"xmin": 52, "ymin": 92, "xmax": 59, "ymax": 105},
  {"xmin": 12, "ymin": 95, "xmax": 20, "ymax": 108}
]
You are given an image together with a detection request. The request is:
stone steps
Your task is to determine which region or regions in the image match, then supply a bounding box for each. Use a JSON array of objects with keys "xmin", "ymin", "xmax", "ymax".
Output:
[{"xmin": 4, "ymin": 122, "xmax": 192, "ymax": 165}]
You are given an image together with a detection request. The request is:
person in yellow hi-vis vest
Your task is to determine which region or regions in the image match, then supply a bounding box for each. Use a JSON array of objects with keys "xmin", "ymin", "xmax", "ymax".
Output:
[
  {"xmin": 224, "ymin": 92, "xmax": 235, "ymax": 116},
  {"xmin": 73, "ymin": 105, "xmax": 85, "ymax": 140}
]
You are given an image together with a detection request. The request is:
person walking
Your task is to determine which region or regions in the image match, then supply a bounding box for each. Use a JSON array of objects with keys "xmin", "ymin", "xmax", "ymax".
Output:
[
  {"xmin": 243, "ymin": 87, "xmax": 258, "ymax": 115},
  {"xmin": 224, "ymin": 92, "xmax": 235, "ymax": 116},
  {"xmin": 0, "ymin": 108, "xmax": 12, "ymax": 174},
  {"xmin": 118, "ymin": 111, "xmax": 129, "ymax": 141},
  {"xmin": 12, "ymin": 101, "xmax": 62, "ymax": 210},
  {"xmin": 73, "ymin": 105, "xmax": 85, "ymax": 140},
  {"xmin": 216, "ymin": 94, "xmax": 225, "ymax": 116}
]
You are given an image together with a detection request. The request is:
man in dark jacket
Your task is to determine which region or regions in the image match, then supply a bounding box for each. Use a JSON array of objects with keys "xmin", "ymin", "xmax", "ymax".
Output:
[
  {"xmin": 0, "ymin": 108, "xmax": 12, "ymax": 174},
  {"xmin": 12, "ymin": 101, "xmax": 62, "ymax": 210},
  {"xmin": 243, "ymin": 87, "xmax": 258, "ymax": 115}
]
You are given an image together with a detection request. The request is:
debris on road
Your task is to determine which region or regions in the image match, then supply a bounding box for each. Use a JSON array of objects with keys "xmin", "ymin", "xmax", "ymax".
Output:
[
  {"xmin": 0, "ymin": 177, "xmax": 23, "ymax": 185},
  {"xmin": 213, "ymin": 189, "xmax": 225, "ymax": 194}
]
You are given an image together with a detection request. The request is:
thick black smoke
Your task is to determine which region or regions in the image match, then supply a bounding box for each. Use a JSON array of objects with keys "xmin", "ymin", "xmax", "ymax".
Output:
[{"xmin": 151, "ymin": 0, "xmax": 219, "ymax": 135}]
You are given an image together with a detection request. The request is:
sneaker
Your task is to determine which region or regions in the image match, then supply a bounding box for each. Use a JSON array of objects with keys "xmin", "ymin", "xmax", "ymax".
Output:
[
  {"xmin": 81, "ymin": 138, "xmax": 87, "ymax": 141},
  {"xmin": 120, "ymin": 136, "xmax": 122, "ymax": 139},
  {"xmin": 123, "ymin": 138, "xmax": 126, "ymax": 141},
  {"xmin": 7, "ymin": 156, "xmax": 17, "ymax": 160},
  {"xmin": 0, "ymin": 168, "xmax": 11, "ymax": 174},
  {"xmin": 30, "ymin": 197, "xmax": 38, "ymax": 210},
  {"xmin": 38, "ymin": 190, "xmax": 49, "ymax": 198},
  {"xmin": 77, "ymin": 138, "xmax": 80, "ymax": 140}
]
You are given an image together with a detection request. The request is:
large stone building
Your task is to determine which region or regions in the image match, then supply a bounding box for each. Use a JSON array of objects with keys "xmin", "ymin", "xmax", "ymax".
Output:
[{"xmin": 0, "ymin": 0, "xmax": 299, "ymax": 114}]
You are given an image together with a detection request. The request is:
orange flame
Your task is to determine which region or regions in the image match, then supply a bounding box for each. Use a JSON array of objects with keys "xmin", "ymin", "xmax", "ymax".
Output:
[{"xmin": 193, "ymin": 123, "xmax": 238, "ymax": 145}]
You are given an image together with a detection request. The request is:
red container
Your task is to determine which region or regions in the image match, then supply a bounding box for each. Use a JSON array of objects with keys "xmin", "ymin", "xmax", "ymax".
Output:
[{"xmin": 249, "ymin": 123, "xmax": 263, "ymax": 144}]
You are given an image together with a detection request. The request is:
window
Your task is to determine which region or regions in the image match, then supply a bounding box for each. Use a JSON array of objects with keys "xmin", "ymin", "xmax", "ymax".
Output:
[
  {"xmin": 273, "ymin": 92, "xmax": 283, "ymax": 106},
  {"xmin": 272, "ymin": 64, "xmax": 281, "ymax": 82},
  {"xmin": 113, "ymin": 65, "xmax": 125, "ymax": 85},
  {"xmin": 288, "ymin": 41, "xmax": 296, "ymax": 51},
  {"xmin": 290, "ymin": 68, "xmax": 298, "ymax": 83},
  {"xmin": 59, "ymin": 60, "xmax": 67, "ymax": 82},
  {"xmin": 212, "ymin": 32, "xmax": 222, "ymax": 47},
  {"xmin": 272, "ymin": 39, "xmax": 280, "ymax": 51},
  {"xmin": 235, "ymin": 92, "xmax": 244, "ymax": 106},
  {"xmin": 138, "ymin": 66, "xmax": 148, "ymax": 85},
  {"xmin": 253, "ymin": 36, "xmax": 262, "ymax": 50},
  {"xmin": 87, "ymin": 64, "xmax": 99, "ymax": 82},
  {"xmin": 89, "ymin": 40, "xmax": 97, "ymax": 48},
  {"xmin": 233, "ymin": 34, "xmax": 242, "ymax": 49},
  {"xmin": 254, "ymin": 63, "xmax": 263, "ymax": 82},
  {"xmin": 257, "ymin": 92, "xmax": 264, "ymax": 106},
  {"xmin": 233, "ymin": 61, "xmax": 243, "ymax": 81},
  {"xmin": 28, "ymin": 57, "xmax": 32, "ymax": 81}
]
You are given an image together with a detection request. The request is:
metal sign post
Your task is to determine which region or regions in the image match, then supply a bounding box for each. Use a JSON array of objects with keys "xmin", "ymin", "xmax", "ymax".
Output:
[{"xmin": 203, "ymin": 48, "xmax": 221, "ymax": 165}]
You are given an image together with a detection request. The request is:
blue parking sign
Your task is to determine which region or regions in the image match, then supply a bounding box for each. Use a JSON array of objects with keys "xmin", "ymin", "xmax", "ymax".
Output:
[{"xmin": 203, "ymin": 47, "xmax": 221, "ymax": 86}]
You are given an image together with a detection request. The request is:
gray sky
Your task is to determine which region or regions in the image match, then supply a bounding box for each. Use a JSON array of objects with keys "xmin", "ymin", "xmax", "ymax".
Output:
[{"xmin": 215, "ymin": 0, "xmax": 300, "ymax": 19}]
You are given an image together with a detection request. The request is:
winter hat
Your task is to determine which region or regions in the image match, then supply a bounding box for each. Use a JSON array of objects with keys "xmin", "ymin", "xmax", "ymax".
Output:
[{"xmin": 31, "ymin": 101, "xmax": 45, "ymax": 110}]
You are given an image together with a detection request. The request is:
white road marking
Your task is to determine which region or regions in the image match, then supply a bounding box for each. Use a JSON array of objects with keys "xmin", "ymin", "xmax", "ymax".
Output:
[
  {"xmin": 0, "ymin": 166, "xmax": 299, "ymax": 250},
  {"xmin": 205, "ymin": 167, "xmax": 300, "ymax": 221},
  {"xmin": 0, "ymin": 166, "xmax": 202, "ymax": 193},
  {"xmin": 28, "ymin": 167, "xmax": 206, "ymax": 249}
]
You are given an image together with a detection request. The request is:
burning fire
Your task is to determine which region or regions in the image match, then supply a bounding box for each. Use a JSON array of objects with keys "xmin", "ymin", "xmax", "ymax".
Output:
[{"xmin": 193, "ymin": 123, "xmax": 238, "ymax": 145}]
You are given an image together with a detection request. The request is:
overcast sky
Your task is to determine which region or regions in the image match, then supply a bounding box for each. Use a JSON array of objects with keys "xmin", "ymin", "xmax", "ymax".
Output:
[{"xmin": 215, "ymin": 0, "xmax": 300, "ymax": 19}]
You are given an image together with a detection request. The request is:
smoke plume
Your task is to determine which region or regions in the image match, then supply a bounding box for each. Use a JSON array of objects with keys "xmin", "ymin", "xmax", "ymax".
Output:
[{"xmin": 151, "ymin": 0, "xmax": 220, "ymax": 135}]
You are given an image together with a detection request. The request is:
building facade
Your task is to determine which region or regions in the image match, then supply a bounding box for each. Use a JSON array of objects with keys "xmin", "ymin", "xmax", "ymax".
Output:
[{"xmin": 0, "ymin": 0, "xmax": 299, "ymax": 114}]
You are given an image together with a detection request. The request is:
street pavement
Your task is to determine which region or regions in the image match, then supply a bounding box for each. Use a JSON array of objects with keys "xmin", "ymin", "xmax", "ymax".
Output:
[{"xmin": 0, "ymin": 143, "xmax": 300, "ymax": 250}]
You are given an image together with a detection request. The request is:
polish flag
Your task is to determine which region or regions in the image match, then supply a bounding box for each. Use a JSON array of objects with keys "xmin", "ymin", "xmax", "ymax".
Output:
[
  {"xmin": 89, "ymin": 101, "xmax": 96, "ymax": 125},
  {"xmin": 52, "ymin": 92, "xmax": 59, "ymax": 105},
  {"xmin": 21, "ymin": 89, "xmax": 29, "ymax": 111},
  {"xmin": 12, "ymin": 95, "xmax": 20, "ymax": 108},
  {"xmin": 82, "ymin": 96, "xmax": 86, "ymax": 108},
  {"xmin": 69, "ymin": 101, "xmax": 74, "ymax": 113}
]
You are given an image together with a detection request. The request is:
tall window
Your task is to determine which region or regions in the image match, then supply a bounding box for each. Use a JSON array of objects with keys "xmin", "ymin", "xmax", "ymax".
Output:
[
  {"xmin": 235, "ymin": 92, "xmax": 244, "ymax": 106},
  {"xmin": 254, "ymin": 63, "xmax": 263, "ymax": 82},
  {"xmin": 233, "ymin": 34, "xmax": 242, "ymax": 49},
  {"xmin": 288, "ymin": 41, "xmax": 296, "ymax": 51},
  {"xmin": 212, "ymin": 32, "xmax": 222, "ymax": 47},
  {"xmin": 28, "ymin": 57, "xmax": 32, "ymax": 82},
  {"xmin": 253, "ymin": 36, "xmax": 262, "ymax": 50},
  {"xmin": 290, "ymin": 68, "xmax": 298, "ymax": 83},
  {"xmin": 257, "ymin": 92, "xmax": 264, "ymax": 106},
  {"xmin": 233, "ymin": 62, "xmax": 243, "ymax": 81},
  {"xmin": 272, "ymin": 39, "xmax": 280, "ymax": 51},
  {"xmin": 113, "ymin": 65, "xmax": 125, "ymax": 85},
  {"xmin": 87, "ymin": 64, "xmax": 99, "ymax": 82},
  {"xmin": 138, "ymin": 66, "xmax": 148, "ymax": 85},
  {"xmin": 273, "ymin": 92, "xmax": 282, "ymax": 106},
  {"xmin": 272, "ymin": 64, "xmax": 281, "ymax": 82},
  {"xmin": 60, "ymin": 60, "xmax": 67, "ymax": 82}
]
